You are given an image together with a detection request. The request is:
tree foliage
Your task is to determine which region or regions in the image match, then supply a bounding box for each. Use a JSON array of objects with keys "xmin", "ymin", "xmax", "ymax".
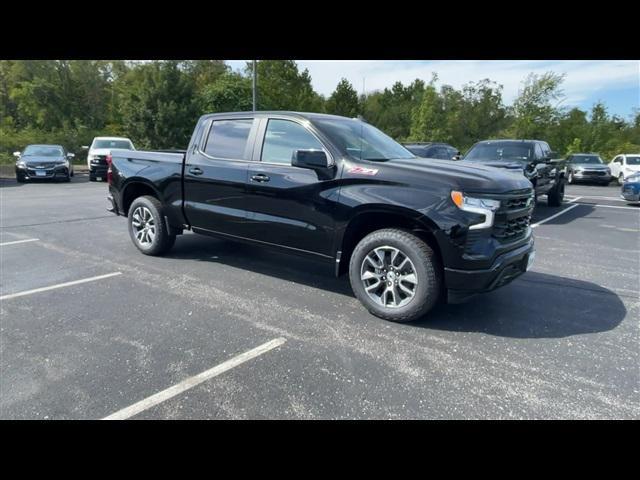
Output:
[{"xmin": 1, "ymin": 60, "xmax": 638, "ymax": 165}]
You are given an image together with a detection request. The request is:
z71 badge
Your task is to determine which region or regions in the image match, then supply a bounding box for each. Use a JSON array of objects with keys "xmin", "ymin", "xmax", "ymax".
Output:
[{"xmin": 348, "ymin": 166, "xmax": 379, "ymax": 176}]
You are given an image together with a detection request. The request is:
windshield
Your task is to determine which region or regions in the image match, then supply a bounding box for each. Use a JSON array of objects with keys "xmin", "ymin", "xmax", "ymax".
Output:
[
  {"xmin": 626, "ymin": 156, "xmax": 640, "ymax": 165},
  {"xmin": 571, "ymin": 155, "xmax": 603, "ymax": 164},
  {"xmin": 92, "ymin": 139, "xmax": 133, "ymax": 149},
  {"xmin": 465, "ymin": 143, "xmax": 533, "ymax": 162},
  {"xmin": 313, "ymin": 119, "xmax": 415, "ymax": 161},
  {"xmin": 22, "ymin": 145, "xmax": 63, "ymax": 157}
]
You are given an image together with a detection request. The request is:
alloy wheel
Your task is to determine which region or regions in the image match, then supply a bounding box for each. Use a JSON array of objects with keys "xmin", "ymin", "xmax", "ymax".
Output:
[
  {"xmin": 360, "ymin": 246, "xmax": 419, "ymax": 308},
  {"xmin": 131, "ymin": 206, "xmax": 156, "ymax": 246}
]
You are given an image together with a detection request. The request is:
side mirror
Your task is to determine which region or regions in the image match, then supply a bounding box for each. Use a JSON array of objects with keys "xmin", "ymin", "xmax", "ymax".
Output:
[
  {"xmin": 13, "ymin": 151, "xmax": 21, "ymax": 158},
  {"xmin": 292, "ymin": 149, "xmax": 331, "ymax": 170},
  {"xmin": 67, "ymin": 152, "xmax": 75, "ymax": 158},
  {"xmin": 452, "ymin": 151, "xmax": 461, "ymax": 161}
]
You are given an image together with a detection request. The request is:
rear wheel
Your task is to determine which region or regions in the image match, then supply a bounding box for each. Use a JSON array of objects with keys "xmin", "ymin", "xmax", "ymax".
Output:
[
  {"xmin": 547, "ymin": 180, "xmax": 564, "ymax": 207},
  {"xmin": 128, "ymin": 195, "xmax": 176, "ymax": 256},
  {"xmin": 349, "ymin": 228, "xmax": 441, "ymax": 322}
]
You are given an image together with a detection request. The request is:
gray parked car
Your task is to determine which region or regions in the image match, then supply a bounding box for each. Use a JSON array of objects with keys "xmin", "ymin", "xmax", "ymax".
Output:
[{"xmin": 565, "ymin": 153, "xmax": 611, "ymax": 185}]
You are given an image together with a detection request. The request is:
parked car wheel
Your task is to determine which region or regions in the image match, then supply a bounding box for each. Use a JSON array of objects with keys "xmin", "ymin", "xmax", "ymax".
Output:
[
  {"xmin": 349, "ymin": 228, "xmax": 441, "ymax": 322},
  {"xmin": 547, "ymin": 181, "xmax": 564, "ymax": 207},
  {"xmin": 16, "ymin": 175, "xmax": 26, "ymax": 183},
  {"xmin": 128, "ymin": 195, "xmax": 176, "ymax": 256}
]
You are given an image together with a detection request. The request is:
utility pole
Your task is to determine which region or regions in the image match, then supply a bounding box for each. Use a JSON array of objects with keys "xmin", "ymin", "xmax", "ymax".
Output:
[{"xmin": 252, "ymin": 60, "xmax": 257, "ymax": 111}]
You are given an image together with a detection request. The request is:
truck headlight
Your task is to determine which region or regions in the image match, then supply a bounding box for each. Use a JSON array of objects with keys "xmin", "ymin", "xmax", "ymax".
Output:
[{"xmin": 451, "ymin": 191, "xmax": 501, "ymax": 230}]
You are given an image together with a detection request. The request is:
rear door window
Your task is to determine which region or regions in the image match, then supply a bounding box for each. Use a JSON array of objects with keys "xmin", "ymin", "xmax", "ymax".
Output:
[{"xmin": 204, "ymin": 119, "xmax": 254, "ymax": 159}]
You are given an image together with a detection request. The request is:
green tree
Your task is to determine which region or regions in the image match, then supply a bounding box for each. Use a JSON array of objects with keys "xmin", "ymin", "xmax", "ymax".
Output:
[
  {"xmin": 198, "ymin": 72, "xmax": 253, "ymax": 114},
  {"xmin": 509, "ymin": 72, "xmax": 565, "ymax": 139},
  {"xmin": 325, "ymin": 78, "xmax": 359, "ymax": 117},
  {"xmin": 116, "ymin": 61, "xmax": 197, "ymax": 149}
]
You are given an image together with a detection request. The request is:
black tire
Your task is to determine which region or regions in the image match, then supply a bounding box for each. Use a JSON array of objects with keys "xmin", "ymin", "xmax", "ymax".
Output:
[
  {"xmin": 70, "ymin": 169, "xmax": 74, "ymax": 177},
  {"xmin": 89, "ymin": 173, "xmax": 96, "ymax": 182},
  {"xmin": 349, "ymin": 228, "xmax": 441, "ymax": 323},
  {"xmin": 63, "ymin": 173, "xmax": 71, "ymax": 182},
  {"xmin": 127, "ymin": 195, "xmax": 176, "ymax": 256},
  {"xmin": 16, "ymin": 175, "xmax": 26, "ymax": 183},
  {"xmin": 547, "ymin": 180, "xmax": 564, "ymax": 207}
]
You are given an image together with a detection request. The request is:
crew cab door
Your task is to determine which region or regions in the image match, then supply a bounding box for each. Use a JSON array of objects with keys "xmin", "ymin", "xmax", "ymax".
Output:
[
  {"xmin": 183, "ymin": 117, "xmax": 258, "ymax": 237},
  {"xmin": 243, "ymin": 117, "xmax": 339, "ymax": 259}
]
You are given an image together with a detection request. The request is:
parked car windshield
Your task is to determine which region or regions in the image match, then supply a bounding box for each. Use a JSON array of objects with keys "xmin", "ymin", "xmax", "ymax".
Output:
[
  {"xmin": 92, "ymin": 139, "xmax": 133, "ymax": 149},
  {"xmin": 626, "ymin": 156, "xmax": 640, "ymax": 165},
  {"xmin": 465, "ymin": 142, "xmax": 533, "ymax": 162},
  {"xmin": 571, "ymin": 155, "xmax": 603, "ymax": 164},
  {"xmin": 22, "ymin": 145, "xmax": 64, "ymax": 157},
  {"xmin": 313, "ymin": 119, "xmax": 415, "ymax": 161}
]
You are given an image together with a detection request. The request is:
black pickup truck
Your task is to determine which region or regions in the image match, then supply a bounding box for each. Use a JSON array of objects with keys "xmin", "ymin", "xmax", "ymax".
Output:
[{"xmin": 107, "ymin": 112, "xmax": 536, "ymax": 322}]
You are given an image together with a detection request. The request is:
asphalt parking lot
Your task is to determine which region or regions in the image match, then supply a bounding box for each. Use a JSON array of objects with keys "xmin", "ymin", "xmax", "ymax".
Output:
[{"xmin": 1, "ymin": 174, "xmax": 638, "ymax": 419}]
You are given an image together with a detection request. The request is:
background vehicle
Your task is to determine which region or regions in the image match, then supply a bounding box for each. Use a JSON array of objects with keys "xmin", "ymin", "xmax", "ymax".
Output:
[
  {"xmin": 462, "ymin": 139, "xmax": 565, "ymax": 206},
  {"xmin": 13, "ymin": 144, "xmax": 74, "ymax": 182},
  {"xmin": 107, "ymin": 112, "xmax": 535, "ymax": 323},
  {"xmin": 609, "ymin": 154, "xmax": 640, "ymax": 185},
  {"xmin": 565, "ymin": 153, "xmax": 611, "ymax": 185},
  {"xmin": 621, "ymin": 172, "xmax": 640, "ymax": 204},
  {"xmin": 402, "ymin": 142, "xmax": 460, "ymax": 160},
  {"xmin": 83, "ymin": 137, "xmax": 135, "ymax": 182}
]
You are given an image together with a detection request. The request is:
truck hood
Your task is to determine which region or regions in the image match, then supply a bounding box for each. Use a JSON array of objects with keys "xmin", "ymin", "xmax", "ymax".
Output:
[
  {"xmin": 89, "ymin": 148, "xmax": 117, "ymax": 156},
  {"xmin": 384, "ymin": 158, "xmax": 532, "ymax": 193},
  {"xmin": 463, "ymin": 158, "xmax": 527, "ymax": 170}
]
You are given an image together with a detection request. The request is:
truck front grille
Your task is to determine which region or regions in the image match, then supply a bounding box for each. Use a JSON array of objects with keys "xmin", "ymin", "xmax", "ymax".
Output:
[{"xmin": 492, "ymin": 189, "xmax": 533, "ymax": 242}]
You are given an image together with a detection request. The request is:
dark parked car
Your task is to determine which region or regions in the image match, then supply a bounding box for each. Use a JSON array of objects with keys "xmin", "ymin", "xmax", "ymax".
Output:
[
  {"xmin": 13, "ymin": 144, "xmax": 75, "ymax": 183},
  {"xmin": 107, "ymin": 112, "xmax": 535, "ymax": 323},
  {"xmin": 403, "ymin": 142, "xmax": 460, "ymax": 160},
  {"xmin": 565, "ymin": 153, "xmax": 611, "ymax": 185},
  {"xmin": 621, "ymin": 172, "xmax": 640, "ymax": 204},
  {"xmin": 462, "ymin": 139, "xmax": 565, "ymax": 206}
]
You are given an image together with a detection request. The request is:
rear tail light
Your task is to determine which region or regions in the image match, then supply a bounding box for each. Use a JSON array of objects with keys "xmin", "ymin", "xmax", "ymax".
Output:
[{"xmin": 106, "ymin": 154, "xmax": 113, "ymax": 185}]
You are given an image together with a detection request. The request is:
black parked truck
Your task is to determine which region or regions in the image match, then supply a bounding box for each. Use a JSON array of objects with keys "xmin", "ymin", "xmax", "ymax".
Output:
[{"xmin": 107, "ymin": 112, "xmax": 536, "ymax": 322}]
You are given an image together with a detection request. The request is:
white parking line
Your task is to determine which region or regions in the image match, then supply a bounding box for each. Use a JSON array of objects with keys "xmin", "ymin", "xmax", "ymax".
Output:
[
  {"xmin": 531, "ymin": 204, "xmax": 579, "ymax": 228},
  {"xmin": 567, "ymin": 196, "xmax": 583, "ymax": 203},
  {"xmin": 102, "ymin": 337, "xmax": 287, "ymax": 420},
  {"xmin": 0, "ymin": 272, "xmax": 122, "ymax": 301},
  {"xmin": 571, "ymin": 195, "xmax": 629, "ymax": 202},
  {"xmin": 589, "ymin": 204, "xmax": 640, "ymax": 211},
  {"xmin": 0, "ymin": 238, "xmax": 39, "ymax": 246}
]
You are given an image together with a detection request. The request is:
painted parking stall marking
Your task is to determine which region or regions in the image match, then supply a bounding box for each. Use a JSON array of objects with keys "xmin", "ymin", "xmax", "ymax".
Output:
[
  {"xmin": 103, "ymin": 337, "xmax": 287, "ymax": 420},
  {"xmin": 0, "ymin": 238, "xmax": 39, "ymax": 246},
  {"xmin": 531, "ymin": 204, "xmax": 579, "ymax": 228},
  {"xmin": 0, "ymin": 272, "xmax": 122, "ymax": 301}
]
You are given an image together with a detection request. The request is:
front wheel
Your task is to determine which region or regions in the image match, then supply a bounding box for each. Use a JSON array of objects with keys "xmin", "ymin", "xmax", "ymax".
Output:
[
  {"xmin": 128, "ymin": 195, "xmax": 176, "ymax": 256},
  {"xmin": 349, "ymin": 228, "xmax": 441, "ymax": 322},
  {"xmin": 547, "ymin": 180, "xmax": 565, "ymax": 207}
]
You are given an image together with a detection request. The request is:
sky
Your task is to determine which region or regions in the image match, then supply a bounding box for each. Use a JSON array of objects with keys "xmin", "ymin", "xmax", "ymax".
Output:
[{"xmin": 227, "ymin": 60, "xmax": 639, "ymax": 120}]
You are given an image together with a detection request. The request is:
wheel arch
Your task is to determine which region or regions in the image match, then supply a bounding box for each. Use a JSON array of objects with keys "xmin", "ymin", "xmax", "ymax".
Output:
[
  {"xmin": 121, "ymin": 178, "xmax": 163, "ymax": 216},
  {"xmin": 336, "ymin": 205, "xmax": 443, "ymax": 277}
]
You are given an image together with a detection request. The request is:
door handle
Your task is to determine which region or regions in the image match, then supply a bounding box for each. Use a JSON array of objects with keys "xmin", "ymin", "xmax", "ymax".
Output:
[
  {"xmin": 189, "ymin": 167, "xmax": 203, "ymax": 175},
  {"xmin": 251, "ymin": 173, "xmax": 270, "ymax": 183}
]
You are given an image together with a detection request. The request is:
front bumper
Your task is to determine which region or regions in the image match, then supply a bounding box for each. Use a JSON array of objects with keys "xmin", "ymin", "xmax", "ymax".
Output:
[
  {"xmin": 16, "ymin": 165, "xmax": 70, "ymax": 180},
  {"xmin": 445, "ymin": 237, "xmax": 535, "ymax": 303},
  {"xmin": 572, "ymin": 171, "xmax": 611, "ymax": 183},
  {"xmin": 621, "ymin": 184, "xmax": 640, "ymax": 202}
]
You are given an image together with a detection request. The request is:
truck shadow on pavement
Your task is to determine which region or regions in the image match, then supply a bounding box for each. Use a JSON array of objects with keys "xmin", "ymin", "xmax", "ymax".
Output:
[
  {"xmin": 170, "ymin": 234, "xmax": 626, "ymax": 339},
  {"xmin": 419, "ymin": 271, "xmax": 627, "ymax": 338}
]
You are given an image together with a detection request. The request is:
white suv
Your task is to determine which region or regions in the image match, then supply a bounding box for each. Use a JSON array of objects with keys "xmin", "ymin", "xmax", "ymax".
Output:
[
  {"xmin": 83, "ymin": 137, "xmax": 135, "ymax": 182},
  {"xmin": 609, "ymin": 154, "xmax": 640, "ymax": 185}
]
